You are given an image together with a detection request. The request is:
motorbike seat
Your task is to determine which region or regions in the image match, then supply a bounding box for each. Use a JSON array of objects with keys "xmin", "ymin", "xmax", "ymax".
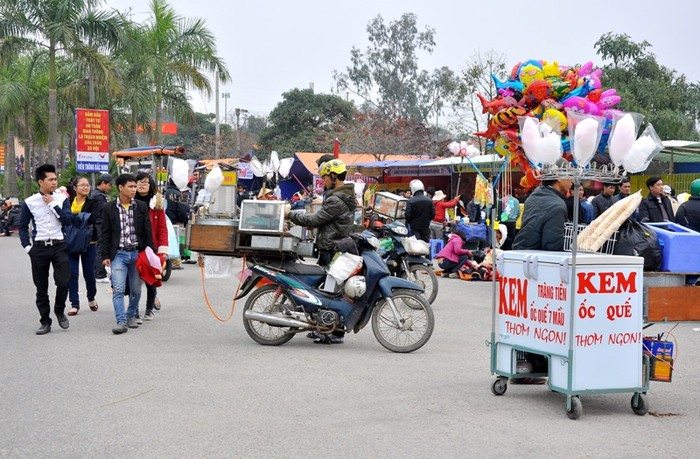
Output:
[{"xmin": 280, "ymin": 260, "xmax": 326, "ymax": 276}]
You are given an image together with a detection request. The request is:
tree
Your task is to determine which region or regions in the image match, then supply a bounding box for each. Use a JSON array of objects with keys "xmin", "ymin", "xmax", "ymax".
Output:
[
  {"xmin": 449, "ymin": 50, "xmax": 508, "ymax": 146},
  {"xmin": 0, "ymin": 0, "xmax": 124, "ymax": 165},
  {"xmin": 333, "ymin": 13, "xmax": 456, "ymax": 125},
  {"xmin": 336, "ymin": 110, "xmax": 432, "ymax": 159},
  {"xmin": 594, "ymin": 32, "xmax": 700, "ymax": 141},
  {"xmin": 129, "ymin": 0, "xmax": 230, "ymax": 145},
  {"xmin": 258, "ymin": 88, "xmax": 354, "ymax": 155}
]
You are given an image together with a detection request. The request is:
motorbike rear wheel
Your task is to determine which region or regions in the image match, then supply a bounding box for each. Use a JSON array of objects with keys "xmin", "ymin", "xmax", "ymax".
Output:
[
  {"xmin": 242, "ymin": 284, "xmax": 297, "ymax": 346},
  {"xmin": 400, "ymin": 264, "xmax": 438, "ymax": 304},
  {"xmin": 371, "ymin": 289, "xmax": 434, "ymax": 353}
]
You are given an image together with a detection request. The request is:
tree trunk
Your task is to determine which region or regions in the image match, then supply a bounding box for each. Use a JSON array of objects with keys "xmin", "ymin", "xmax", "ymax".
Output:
[
  {"xmin": 129, "ymin": 110, "xmax": 138, "ymax": 148},
  {"xmin": 5, "ymin": 132, "xmax": 18, "ymax": 197},
  {"xmin": 154, "ymin": 76, "xmax": 163, "ymax": 145},
  {"xmin": 24, "ymin": 142, "xmax": 33, "ymax": 198},
  {"xmin": 48, "ymin": 42, "xmax": 58, "ymax": 167}
]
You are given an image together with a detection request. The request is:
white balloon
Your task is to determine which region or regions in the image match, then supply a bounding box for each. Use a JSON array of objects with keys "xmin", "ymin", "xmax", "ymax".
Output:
[
  {"xmin": 250, "ymin": 158, "xmax": 265, "ymax": 177},
  {"xmin": 466, "ymin": 144, "xmax": 481, "ymax": 158},
  {"xmin": 609, "ymin": 114, "xmax": 637, "ymax": 167},
  {"xmin": 573, "ymin": 118, "xmax": 599, "ymax": 166},
  {"xmin": 204, "ymin": 164, "xmax": 224, "ymax": 193},
  {"xmin": 278, "ymin": 157, "xmax": 294, "ymax": 178},
  {"xmin": 448, "ymin": 141, "xmax": 461, "ymax": 155},
  {"xmin": 270, "ymin": 150, "xmax": 280, "ymax": 172},
  {"xmin": 171, "ymin": 158, "xmax": 189, "ymax": 190}
]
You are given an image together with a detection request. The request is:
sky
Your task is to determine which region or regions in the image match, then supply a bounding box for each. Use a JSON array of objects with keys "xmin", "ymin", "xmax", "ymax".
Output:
[{"xmin": 108, "ymin": 0, "xmax": 700, "ymax": 121}]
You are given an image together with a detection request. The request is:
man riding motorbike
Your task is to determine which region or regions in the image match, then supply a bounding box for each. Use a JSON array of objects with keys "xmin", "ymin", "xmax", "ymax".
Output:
[{"xmin": 286, "ymin": 158, "xmax": 356, "ymax": 344}]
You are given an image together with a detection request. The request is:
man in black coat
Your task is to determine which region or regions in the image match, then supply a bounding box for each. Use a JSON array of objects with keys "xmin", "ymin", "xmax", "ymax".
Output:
[
  {"xmin": 676, "ymin": 179, "xmax": 700, "ymax": 232},
  {"xmin": 91, "ymin": 173, "xmax": 112, "ymax": 281},
  {"xmin": 513, "ymin": 176, "xmax": 572, "ymax": 251},
  {"xmin": 404, "ymin": 179, "xmax": 435, "ymax": 242},
  {"xmin": 591, "ymin": 182, "xmax": 616, "ymax": 219},
  {"xmin": 638, "ymin": 177, "xmax": 674, "ymax": 223},
  {"xmin": 99, "ymin": 174, "xmax": 154, "ymax": 334}
]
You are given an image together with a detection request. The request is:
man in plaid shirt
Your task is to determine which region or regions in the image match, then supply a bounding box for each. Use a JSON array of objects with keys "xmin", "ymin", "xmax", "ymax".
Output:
[{"xmin": 99, "ymin": 174, "xmax": 154, "ymax": 334}]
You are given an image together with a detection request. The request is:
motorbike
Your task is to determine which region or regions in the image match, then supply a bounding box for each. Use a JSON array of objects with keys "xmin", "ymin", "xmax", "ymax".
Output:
[
  {"xmin": 236, "ymin": 231, "xmax": 435, "ymax": 353},
  {"xmin": 370, "ymin": 220, "xmax": 439, "ymax": 304}
]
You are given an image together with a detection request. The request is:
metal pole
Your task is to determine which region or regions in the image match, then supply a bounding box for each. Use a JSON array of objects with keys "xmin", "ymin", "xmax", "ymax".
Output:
[
  {"xmin": 222, "ymin": 92, "xmax": 230, "ymax": 125},
  {"xmin": 215, "ymin": 75, "xmax": 220, "ymax": 158}
]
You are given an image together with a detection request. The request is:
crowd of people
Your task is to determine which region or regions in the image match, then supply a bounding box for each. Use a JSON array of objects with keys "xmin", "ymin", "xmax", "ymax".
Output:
[{"xmin": 10, "ymin": 158, "xmax": 700, "ymax": 338}]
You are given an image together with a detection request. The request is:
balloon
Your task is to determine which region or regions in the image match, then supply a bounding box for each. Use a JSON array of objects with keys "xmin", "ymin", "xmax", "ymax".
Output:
[
  {"xmin": 493, "ymin": 106, "xmax": 527, "ymax": 129},
  {"xmin": 491, "ymin": 73, "xmax": 524, "ymax": 93},
  {"xmin": 448, "ymin": 141, "xmax": 461, "ymax": 155},
  {"xmin": 477, "ymin": 93, "xmax": 522, "ymax": 115},
  {"xmin": 524, "ymin": 79, "xmax": 552, "ymax": 105},
  {"xmin": 608, "ymin": 114, "xmax": 637, "ymax": 166},
  {"xmin": 519, "ymin": 167, "xmax": 540, "ymax": 190},
  {"xmin": 562, "ymin": 96, "xmax": 596, "ymax": 114},
  {"xmin": 204, "ymin": 164, "xmax": 224, "ymax": 193},
  {"xmin": 543, "ymin": 108, "xmax": 567, "ymax": 131},
  {"xmin": 278, "ymin": 157, "xmax": 294, "ymax": 178},
  {"xmin": 572, "ymin": 117, "xmax": 602, "ymax": 166},
  {"xmin": 171, "ymin": 158, "xmax": 189, "ymax": 190},
  {"xmin": 519, "ymin": 62, "xmax": 544, "ymax": 87}
]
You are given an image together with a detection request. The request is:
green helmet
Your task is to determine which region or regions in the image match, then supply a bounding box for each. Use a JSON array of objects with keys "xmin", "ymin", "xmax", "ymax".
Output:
[{"xmin": 691, "ymin": 179, "xmax": 700, "ymax": 197}]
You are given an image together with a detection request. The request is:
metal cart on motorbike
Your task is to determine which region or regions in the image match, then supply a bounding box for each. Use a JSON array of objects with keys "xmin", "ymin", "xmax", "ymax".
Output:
[
  {"xmin": 186, "ymin": 198, "xmax": 435, "ymax": 352},
  {"xmin": 112, "ymin": 145, "xmax": 186, "ymax": 281}
]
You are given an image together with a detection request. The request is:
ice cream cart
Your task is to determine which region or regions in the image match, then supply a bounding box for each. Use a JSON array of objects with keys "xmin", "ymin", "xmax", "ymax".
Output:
[{"xmin": 490, "ymin": 250, "xmax": 649, "ymax": 419}]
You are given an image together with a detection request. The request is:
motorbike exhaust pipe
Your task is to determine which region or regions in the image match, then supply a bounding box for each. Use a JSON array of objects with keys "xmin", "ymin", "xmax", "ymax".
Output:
[{"xmin": 243, "ymin": 310, "xmax": 310, "ymax": 328}]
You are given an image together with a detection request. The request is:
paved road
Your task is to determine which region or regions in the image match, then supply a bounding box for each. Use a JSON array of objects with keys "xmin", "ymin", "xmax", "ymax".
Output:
[{"xmin": 1, "ymin": 236, "xmax": 699, "ymax": 458}]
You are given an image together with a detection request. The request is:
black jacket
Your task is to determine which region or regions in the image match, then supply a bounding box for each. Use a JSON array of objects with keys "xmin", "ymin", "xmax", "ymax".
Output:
[
  {"xmin": 90, "ymin": 188, "xmax": 109, "ymax": 230},
  {"xmin": 288, "ymin": 184, "xmax": 356, "ymax": 251},
  {"xmin": 99, "ymin": 199, "xmax": 154, "ymax": 262},
  {"xmin": 591, "ymin": 193, "xmax": 615, "ymax": 219},
  {"xmin": 513, "ymin": 185, "xmax": 567, "ymax": 251},
  {"xmin": 405, "ymin": 191, "xmax": 435, "ymax": 232},
  {"xmin": 676, "ymin": 195, "xmax": 700, "ymax": 232},
  {"xmin": 70, "ymin": 196, "xmax": 100, "ymax": 242},
  {"xmin": 638, "ymin": 194, "xmax": 675, "ymax": 223}
]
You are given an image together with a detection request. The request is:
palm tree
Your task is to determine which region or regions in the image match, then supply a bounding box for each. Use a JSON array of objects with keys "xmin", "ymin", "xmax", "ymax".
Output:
[
  {"xmin": 134, "ymin": 0, "xmax": 230, "ymax": 145},
  {"xmin": 0, "ymin": 65, "xmax": 27, "ymax": 197},
  {"xmin": 0, "ymin": 0, "xmax": 123, "ymax": 166}
]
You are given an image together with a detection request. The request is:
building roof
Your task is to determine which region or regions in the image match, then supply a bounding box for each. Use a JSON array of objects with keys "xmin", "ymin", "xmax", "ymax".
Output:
[
  {"xmin": 294, "ymin": 152, "xmax": 425, "ymax": 175},
  {"xmin": 656, "ymin": 141, "xmax": 700, "ymax": 163}
]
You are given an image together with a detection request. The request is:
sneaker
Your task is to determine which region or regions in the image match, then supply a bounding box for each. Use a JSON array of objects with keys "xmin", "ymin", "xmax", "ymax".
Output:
[
  {"xmin": 135, "ymin": 316, "xmax": 143, "ymax": 325},
  {"xmin": 143, "ymin": 311, "xmax": 155, "ymax": 321},
  {"xmin": 153, "ymin": 298, "xmax": 161, "ymax": 311},
  {"xmin": 112, "ymin": 323, "xmax": 128, "ymax": 334},
  {"xmin": 313, "ymin": 334, "xmax": 344, "ymax": 344},
  {"xmin": 96, "ymin": 277, "xmax": 110, "ymax": 284},
  {"xmin": 126, "ymin": 317, "xmax": 139, "ymax": 329},
  {"xmin": 306, "ymin": 331, "xmax": 321, "ymax": 340},
  {"xmin": 449, "ymin": 273, "xmax": 460, "ymax": 279}
]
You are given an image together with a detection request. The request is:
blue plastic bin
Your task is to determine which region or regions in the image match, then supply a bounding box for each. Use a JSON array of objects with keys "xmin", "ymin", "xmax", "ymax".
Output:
[{"xmin": 644, "ymin": 222, "xmax": 700, "ymax": 272}]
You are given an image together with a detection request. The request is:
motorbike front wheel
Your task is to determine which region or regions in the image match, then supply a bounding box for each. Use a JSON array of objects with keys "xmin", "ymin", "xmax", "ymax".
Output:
[
  {"xmin": 372, "ymin": 289, "xmax": 434, "ymax": 353},
  {"xmin": 400, "ymin": 264, "xmax": 438, "ymax": 304},
  {"xmin": 242, "ymin": 284, "xmax": 297, "ymax": 346}
]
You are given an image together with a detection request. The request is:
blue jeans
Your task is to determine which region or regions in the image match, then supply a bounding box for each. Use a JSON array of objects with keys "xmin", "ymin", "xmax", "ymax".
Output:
[
  {"xmin": 110, "ymin": 250, "xmax": 142, "ymax": 324},
  {"xmin": 68, "ymin": 244, "xmax": 97, "ymax": 308}
]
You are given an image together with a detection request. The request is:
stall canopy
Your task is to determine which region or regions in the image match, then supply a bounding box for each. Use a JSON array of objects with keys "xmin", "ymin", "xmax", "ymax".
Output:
[
  {"xmin": 656, "ymin": 141, "xmax": 700, "ymax": 174},
  {"xmin": 420, "ymin": 153, "xmax": 505, "ymax": 169}
]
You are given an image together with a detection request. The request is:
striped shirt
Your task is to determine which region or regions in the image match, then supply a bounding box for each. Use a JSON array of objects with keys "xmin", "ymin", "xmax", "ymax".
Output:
[{"xmin": 117, "ymin": 199, "xmax": 137, "ymax": 248}]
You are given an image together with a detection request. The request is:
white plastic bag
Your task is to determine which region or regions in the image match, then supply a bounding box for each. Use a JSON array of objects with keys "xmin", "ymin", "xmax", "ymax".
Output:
[
  {"xmin": 327, "ymin": 252, "xmax": 363, "ymax": 283},
  {"xmin": 204, "ymin": 255, "xmax": 233, "ymax": 279}
]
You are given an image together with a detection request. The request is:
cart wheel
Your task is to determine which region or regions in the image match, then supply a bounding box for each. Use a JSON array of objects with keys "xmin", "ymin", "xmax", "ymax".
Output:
[
  {"xmin": 566, "ymin": 396, "xmax": 582, "ymax": 420},
  {"xmin": 491, "ymin": 378, "xmax": 507, "ymax": 396},
  {"xmin": 631, "ymin": 393, "xmax": 648, "ymax": 416}
]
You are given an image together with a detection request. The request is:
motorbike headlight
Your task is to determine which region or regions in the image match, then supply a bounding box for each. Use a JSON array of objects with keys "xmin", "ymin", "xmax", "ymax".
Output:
[{"xmin": 393, "ymin": 225, "xmax": 409, "ymax": 236}]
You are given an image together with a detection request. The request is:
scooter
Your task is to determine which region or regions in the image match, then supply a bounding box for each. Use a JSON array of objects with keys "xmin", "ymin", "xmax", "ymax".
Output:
[
  {"xmin": 371, "ymin": 220, "xmax": 439, "ymax": 304},
  {"xmin": 235, "ymin": 231, "xmax": 435, "ymax": 353}
]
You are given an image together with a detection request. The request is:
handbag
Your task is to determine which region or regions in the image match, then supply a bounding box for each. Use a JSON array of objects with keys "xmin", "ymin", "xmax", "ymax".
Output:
[{"xmin": 66, "ymin": 213, "xmax": 92, "ymax": 254}]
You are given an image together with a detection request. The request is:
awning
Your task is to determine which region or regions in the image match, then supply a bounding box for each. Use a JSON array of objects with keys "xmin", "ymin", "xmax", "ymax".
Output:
[
  {"xmin": 112, "ymin": 145, "xmax": 185, "ymax": 158},
  {"xmin": 420, "ymin": 154, "xmax": 505, "ymax": 167},
  {"xmin": 656, "ymin": 141, "xmax": 700, "ymax": 163}
]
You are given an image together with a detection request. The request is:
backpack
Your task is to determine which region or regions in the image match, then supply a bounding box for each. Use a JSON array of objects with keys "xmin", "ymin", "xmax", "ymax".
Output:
[{"xmin": 66, "ymin": 213, "xmax": 92, "ymax": 254}]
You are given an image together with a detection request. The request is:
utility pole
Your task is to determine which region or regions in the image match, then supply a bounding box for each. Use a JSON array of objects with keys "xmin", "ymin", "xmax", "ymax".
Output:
[
  {"xmin": 235, "ymin": 108, "xmax": 248, "ymax": 157},
  {"xmin": 222, "ymin": 92, "xmax": 230, "ymax": 124},
  {"xmin": 215, "ymin": 74, "xmax": 220, "ymax": 158}
]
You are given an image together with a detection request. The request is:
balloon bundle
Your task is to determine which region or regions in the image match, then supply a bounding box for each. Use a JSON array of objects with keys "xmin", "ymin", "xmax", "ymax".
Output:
[
  {"xmin": 250, "ymin": 151, "xmax": 295, "ymax": 195},
  {"xmin": 476, "ymin": 60, "xmax": 663, "ymax": 188}
]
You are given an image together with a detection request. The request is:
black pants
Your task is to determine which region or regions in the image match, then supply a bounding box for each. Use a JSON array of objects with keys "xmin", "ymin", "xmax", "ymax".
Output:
[
  {"xmin": 411, "ymin": 228, "xmax": 430, "ymax": 243},
  {"xmin": 29, "ymin": 243, "xmax": 70, "ymax": 325}
]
